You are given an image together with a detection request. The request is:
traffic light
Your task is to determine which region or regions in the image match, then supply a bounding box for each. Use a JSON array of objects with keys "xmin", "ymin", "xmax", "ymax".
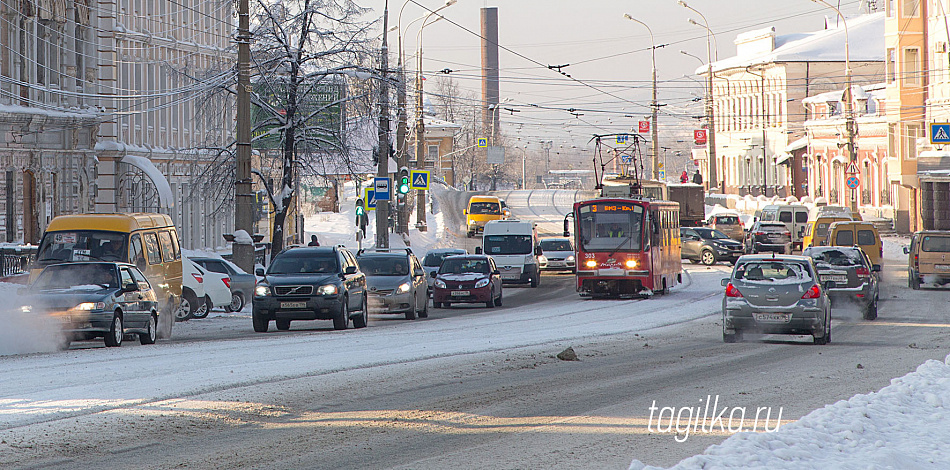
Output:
[
  {"xmin": 355, "ymin": 198, "xmax": 367, "ymax": 235},
  {"xmin": 398, "ymin": 168, "xmax": 410, "ymax": 195}
]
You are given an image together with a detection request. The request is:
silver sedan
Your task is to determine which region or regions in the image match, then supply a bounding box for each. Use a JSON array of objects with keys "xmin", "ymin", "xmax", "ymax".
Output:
[{"xmin": 721, "ymin": 254, "xmax": 832, "ymax": 344}]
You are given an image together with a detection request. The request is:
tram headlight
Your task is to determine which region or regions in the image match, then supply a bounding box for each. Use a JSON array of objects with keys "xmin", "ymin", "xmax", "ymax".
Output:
[
  {"xmin": 625, "ymin": 259, "xmax": 638, "ymax": 269},
  {"xmin": 585, "ymin": 260, "xmax": 598, "ymax": 268}
]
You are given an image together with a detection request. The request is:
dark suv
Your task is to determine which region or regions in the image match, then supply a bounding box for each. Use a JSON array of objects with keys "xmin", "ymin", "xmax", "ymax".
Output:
[
  {"xmin": 745, "ymin": 221, "xmax": 792, "ymax": 254},
  {"xmin": 253, "ymin": 246, "xmax": 367, "ymax": 332},
  {"xmin": 803, "ymin": 246, "xmax": 880, "ymax": 320},
  {"xmin": 680, "ymin": 227, "xmax": 744, "ymax": 265}
]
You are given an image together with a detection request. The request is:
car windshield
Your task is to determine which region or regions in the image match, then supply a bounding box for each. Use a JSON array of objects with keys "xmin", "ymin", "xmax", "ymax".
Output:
[
  {"xmin": 423, "ymin": 251, "xmax": 464, "ymax": 267},
  {"xmin": 469, "ymin": 202, "xmax": 500, "ymax": 214},
  {"xmin": 576, "ymin": 203, "xmax": 644, "ymax": 252},
  {"xmin": 540, "ymin": 239, "xmax": 572, "ymax": 251},
  {"xmin": 358, "ymin": 256, "xmax": 409, "ymax": 276},
  {"xmin": 804, "ymin": 248, "xmax": 863, "ymax": 267},
  {"xmin": 735, "ymin": 261, "xmax": 812, "ymax": 283},
  {"xmin": 440, "ymin": 258, "xmax": 490, "ymax": 275},
  {"xmin": 484, "ymin": 235, "xmax": 533, "ymax": 255},
  {"xmin": 922, "ymin": 236, "xmax": 950, "ymax": 252},
  {"xmin": 695, "ymin": 228, "xmax": 729, "ymax": 240},
  {"xmin": 32, "ymin": 264, "xmax": 119, "ymax": 290},
  {"xmin": 36, "ymin": 231, "xmax": 129, "ymax": 266},
  {"xmin": 268, "ymin": 254, "xmax": 338, "ymax": 274},
  {"xmin": 715, "ymin": 216, "xmax": 739, "ymax": 225}
]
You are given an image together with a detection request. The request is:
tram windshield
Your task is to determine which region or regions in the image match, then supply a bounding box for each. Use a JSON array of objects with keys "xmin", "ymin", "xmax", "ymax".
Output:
[{"xmin": 577, "ymin": 202, "xmax": 645, "ymax": 252}]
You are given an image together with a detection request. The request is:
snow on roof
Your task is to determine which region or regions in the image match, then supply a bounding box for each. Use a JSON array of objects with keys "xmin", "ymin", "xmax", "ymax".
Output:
[
  {"xmin": 785, "ymin": 137, "xmax": 808, "ymax": 152},
  {"xmin": 696, "ymin": 13, "xmax": 884, "ymax": 74},
  {"xmin": 802, "ymin": 83, "xmax": 887, "ymax": 105}
]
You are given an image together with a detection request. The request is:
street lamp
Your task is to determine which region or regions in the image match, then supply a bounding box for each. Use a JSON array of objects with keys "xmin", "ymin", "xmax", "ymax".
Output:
[
  {"xmin": 413, "ymin": 0, "xmax": 458, "ymax": 231},
  {"xmin": 623, "ymin": 13, "xmax": 659, "ymax": 181},
  {"xmin": 810, "ymin": 0, "xmax": 856, "ymax": 212},
  {"xmin": 679, "ymin": 0, "xmax": 719, "ymax": 192},
  {"xmin": 520, "ymin": 144, "xmax": 529, "ymax": 189}
]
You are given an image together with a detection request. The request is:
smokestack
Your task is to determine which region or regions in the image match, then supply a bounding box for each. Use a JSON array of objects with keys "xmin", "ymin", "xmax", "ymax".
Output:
[{"xmin": 480, "ymin": 7, "xmax": 499, "ymax": 144}]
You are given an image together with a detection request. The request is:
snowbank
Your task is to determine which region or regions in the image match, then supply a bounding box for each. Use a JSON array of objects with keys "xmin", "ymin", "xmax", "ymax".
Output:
[{"xmin": 631, "ymin": 354, "xmax": 950, "ymax": 469}]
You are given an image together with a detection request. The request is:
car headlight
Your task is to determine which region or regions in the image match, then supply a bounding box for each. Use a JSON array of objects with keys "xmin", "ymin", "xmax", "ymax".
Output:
[
  {"xmin": 475, "ymin": 278, "xmax": 490, "ymax": 288},
  {"xmin": 397, "ymin": 283, "xmax": 411, "ymax": 294},
  {"xmin": 255, "ymin": 284, "xmax": 271, "ymax": 297},
  {"xmin": 434, "ymin": 279, "xmax": 446, "ymax": 289},
  {"xmin": 317, "ymin": 284, "xmax": 339, "ymax": 295},
  {"xmin": 76, "ymin": 302, "xmax": 105, "ymax": 311},
  {"xmin": 20, "ymin": 305, "xmax": 32, "ymax": 313},
  {"xmin": 538, "ymin": 255, "xmax": 547, "ymax": 264},
  {"xmin": 625, "ymin": 259, "xmax": 638, "ymax": 269},
  {"xmin": 567, "ymin": 255, "xmax": 575, "ymax": 262}
]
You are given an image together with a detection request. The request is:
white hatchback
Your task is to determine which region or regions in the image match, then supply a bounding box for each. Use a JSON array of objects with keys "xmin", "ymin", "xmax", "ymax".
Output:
[{"xmin": 538, "ymin": 237, "xmax": 576, "ymax": 272}]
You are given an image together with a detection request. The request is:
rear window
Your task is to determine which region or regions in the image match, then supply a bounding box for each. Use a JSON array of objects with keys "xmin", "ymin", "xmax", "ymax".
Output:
[
  {"xmin": 796, "ymin": 212, "xmax": 808, "ymax": 223},
  {"xmin": 735, "ymin": 261, "xmax": 812, "ymax": 283},
  {"xmin": 857, "ymin": 230, "xmax": 876, "ymax": 246},
  {"xmin": 759, "ymin": 224, "xmax": 786, "ymax": 232},
  {"xmin": 816, "ymin": 223, "xmax": 830, "ymax": 237},
  {"xmin": 805, "ymin": 248, "xmax": 863, "ymax": 267},
  {"xmin": 835, "ymin": 230, "xmax": 854, "ymax": 246},
  {"xmin": 715, "ymin": 216, "xmax": 739, "ymax": 225},
  {"xmin": 922, "ymin": 236, "xmax": 950, "ymax": 252},
  {"xmin": 779, "ymin": 212, "xmax": 793, "ymax": 223}
]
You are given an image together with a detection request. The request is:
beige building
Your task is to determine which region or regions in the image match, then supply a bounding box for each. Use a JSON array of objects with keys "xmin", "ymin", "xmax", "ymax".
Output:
[
  {"xmin": 0, "ymin": 1, "xmax": 235, "ymax": 248},
  {"xmin": 698, "ymin": 13, "xmax": 885, "ymax": 199},
  {"xmin": 916, "ymin": 0, "xmax": 950, "ymax": 231}
]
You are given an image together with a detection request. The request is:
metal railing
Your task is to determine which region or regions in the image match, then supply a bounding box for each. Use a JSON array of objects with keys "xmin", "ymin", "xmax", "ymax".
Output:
[{"xmin": 1, "ymin": 246, "xmax": 38, "ymax": 277}]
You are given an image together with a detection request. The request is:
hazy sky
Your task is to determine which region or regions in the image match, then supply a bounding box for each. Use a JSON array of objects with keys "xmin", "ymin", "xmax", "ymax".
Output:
[{"xmin": 367, "ymin": 0, "xmax": 873, "ymax": 158}]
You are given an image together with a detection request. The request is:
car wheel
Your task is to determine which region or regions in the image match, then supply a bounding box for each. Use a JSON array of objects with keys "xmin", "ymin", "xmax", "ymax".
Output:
[
  {"xmin": 530, "ymin": 275, "xmax": 539, "ymax": 288},
  {"xmin": 701, "ymin": 249, "xmax": 716, "ymax": 266},
  {"xmin": 275, "ymin": 319, "xmax": 291, "ymax": 331},
  {"xmin": 485, "ymin": 294, "xmax": 495, "ymax": 308},
  {"xmin": 191, "ymin": 295, "xmax": 211, "ymax": 319},
  {"xmin": 139, "ymin": 313, "xmax": 157, "ymax": 345},
  {"xmin": 814, "ymin": 318, "xmax": 831, "ymax": 345},
  {"xmin": 863, "ymin": 300, "xmax": 878, "ymax": 321},
  {"xmin": 910, "ymin": 270, "xmax": 921, "ymax": 290},
  {"xmin": 57, "ymin": 333, "xmax": 71, "ymax": 351},
  {"xmin": 353, "ymin": 294, "xmax": 369, "ymax": 328},
  {"xmin": 494, "ymin": 290, "xmax": 503, "ymax": 306},
  {"xmin": 175, "ymin": 289, "xmax": 197, "ymax": 322},
  {"xmin": 722, "ymin": 329, "xmax": 741, "ymax": 343},
  {"xmin": 418, "ymin": 295, "xmax": 429, "ymax": 318},
  {"xmin": 433, "ymin": 301, "xmax": 442, "ymax": 308},
  {"xmin": 405, "ymin": 297, "xmax": 417, "ymax": 320},
  {"xmin": 225, "ymin": 292, "xmax": 245, "ymax": 313},
  {"xmin": 104, "ymin": 312, "xmax": 123, "ymax": 347},
  {"xmin": 443, "ymin": 302, "xmax": 451, "ymax": 308},
  {"xmin": 333, "ymin": 299, "xmax": 349, "ymax": 330},
  {"xmin": 252, "ymin": 310, "xmax": 269, "ymax": 332}
]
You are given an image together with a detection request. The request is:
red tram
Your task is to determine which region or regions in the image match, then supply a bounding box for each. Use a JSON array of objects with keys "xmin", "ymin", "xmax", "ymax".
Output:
[{"xmin": 564, "ymin": 197, "xmax": 682, "ymax": 297}]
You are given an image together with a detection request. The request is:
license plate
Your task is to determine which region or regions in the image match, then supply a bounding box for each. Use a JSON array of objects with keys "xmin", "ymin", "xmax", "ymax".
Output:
[
  {"xmin": 768, "ymin": 233, "xmax": 781, "ymax": 238},
  {"xmin": 754, "ymin": 313, "xmax": 791, "ymax": 323},
  {"xmin": 936, "ymin": 264, "xmax": 950, "ymax": 271},
  {"xmin": 280, "ymin": 301, "xmax": 307, "ymax": 309},
  {"xmin": 502, "ymin": 274, "xmax": 520, "ymax": 280},
  {"xmin": 451, "ymin": 290, "xmax": 470, "ymax": 296},
  {"xmin": 547, "ymin": 261, "xmax": 565, "ymax": 267},
  {"xmin": 821, "ymin": 275, "xmax": 848, "ymax": 283}
]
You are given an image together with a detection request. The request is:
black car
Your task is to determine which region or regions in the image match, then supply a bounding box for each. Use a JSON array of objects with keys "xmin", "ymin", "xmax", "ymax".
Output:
[
  {"xmin": 803, "ymin": 246, "xmax": 881, "ymax": 320},
  {"xmin": 356, "ymin": 249, "xmax": 429, "ymax": 320},
  {"xmin": 680, "ymin": 227, "xmax": 744, "ymax": 265},
  {"xmin": 253, "ymin": 246, "xmax": 368, "ymax": 332},
  {"xmin": 745, "ymin": 221, "xmax": 792, "ymax": 254},
  {"xmin": 191, "ymin": 257, "xmax": 256, "ymax": 312},
  {"xmin": 22, "ymin": 262, "xmax": 161, "ymax": 348}
]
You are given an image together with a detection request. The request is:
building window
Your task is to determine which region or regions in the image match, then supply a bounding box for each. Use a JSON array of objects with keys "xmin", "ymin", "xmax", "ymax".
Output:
[
  {"xmin": 427, "ymin": 144, "xmax": 439, "ymax": 163},
  {"xmin": 903, "ymin": 47, "xmax": 920, "ymax": 85},
  {"xmin": 887, "ymin": 48, "xmax": 896, "ymax": 83},
  {"xmin": 905, "ymin": 124, "xmax": 921, "ymax": 159},
  {"xmin": 902, "ymin": 0, "xmax": 920, "ymax": 17}
]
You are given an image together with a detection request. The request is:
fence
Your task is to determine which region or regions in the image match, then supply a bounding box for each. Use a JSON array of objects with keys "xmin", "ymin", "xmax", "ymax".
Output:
[{"xmin": 1, "ymin": 246, "xmax": 37, "ymax": 277}]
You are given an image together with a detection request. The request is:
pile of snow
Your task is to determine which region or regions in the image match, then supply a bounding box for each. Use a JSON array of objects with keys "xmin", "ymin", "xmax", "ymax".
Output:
[{"xmin": 631, "ymin": 354, "xmax": 950, "ymax": 469}]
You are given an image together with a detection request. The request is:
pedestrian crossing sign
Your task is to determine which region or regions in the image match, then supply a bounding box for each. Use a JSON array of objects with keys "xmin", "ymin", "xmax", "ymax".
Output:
[
  {"xmin": 363, "ymin": 187, "xmax": 376, "ymax": 211},
  {"xmin": 931, "ymin": 123, "xmax": 950, "ymax": 144},
  {"xmin": 477, "ymin": 137, "xmax": 488, "ymax": 148},
  {"xmin": 410, "ymin": 169, "xmax": 430, "ymax": 190}
]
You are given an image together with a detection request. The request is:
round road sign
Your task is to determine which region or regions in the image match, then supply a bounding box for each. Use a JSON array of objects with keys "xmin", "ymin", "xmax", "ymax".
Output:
[{"xmin": 846, "ymin": 176, "xmax": 861, "ymax": 189}]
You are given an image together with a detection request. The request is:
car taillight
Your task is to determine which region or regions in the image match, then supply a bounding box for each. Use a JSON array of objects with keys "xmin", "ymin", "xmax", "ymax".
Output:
[
  {"xmin": 725, "ymin": 283, "xmax": 743, "ymax": 298},
  {"xmin": 855, "ymin": 267, "xmax": 870, "ymax": 278},
  {"xmin": 915, "ymin": 253, "xmax": 919, "ymax": 268},
  {"xmin": 192, "ymin": 273, "xmax": 203, "ymax": 283},
  {"xmin": 222, "ymin": 277, "xmax": 231, "ymax": 288},
  {"xmin": 802, "ymin": 284, "xmax": 821, "ymax": 299},
  {"xmin": 783, "ymin": 231, "xmax": 791, "ymax": 237},
  {"xmin": 755, "ymin": 232, "xmax": 766, "ymax": 236}
]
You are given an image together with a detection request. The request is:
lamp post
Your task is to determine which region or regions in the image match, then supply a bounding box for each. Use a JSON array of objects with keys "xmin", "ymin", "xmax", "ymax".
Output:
[
  {"xmin": 413, "ymin": 1, "xmax": 457, "ymax": 231},
  {"xmin": 679, "ymin": 0, "xmax": 718, "ymax": 192},
  {"xmin": 520, "ymin": 144, "xmax": 529, "ymax": 189},
  {"xmin": 375, "ymin": 0, "xmax": 392, "ymax": 248},
  {"xmin": 623, "ymin": 13, "xmax": 659, "ymax": 181},
  {"xmin": 810, "ymin": 0, "xmax": 856, "ymax": 212}
]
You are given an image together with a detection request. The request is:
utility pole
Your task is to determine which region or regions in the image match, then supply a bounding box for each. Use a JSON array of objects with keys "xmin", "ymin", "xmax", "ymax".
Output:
[
  {"xmin": 396, "ymin": 37, "xmax": 409, "ymax": 234},
  {"xmin": 377, "ymin": 0, "xmax": 391, "ymax": 247},
  {"xmin": 233, "ymin": 0, "xmax": 254, "ymax": 273}
]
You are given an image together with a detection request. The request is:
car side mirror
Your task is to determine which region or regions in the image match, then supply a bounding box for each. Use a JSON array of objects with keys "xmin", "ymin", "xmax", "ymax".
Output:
[
  {"xmin": 122, "ymin": 283, "xmax": 139, "ymax": 293},
  {"xmin": 344, "ymin": 266, "xmax": 358, "ymax": 275},
  {"xmin": 463, "ymin": 209, "xmax": 468, "ymax": 215},
  {"xmin": 721, "ymin": 278, "xmax": 729, "ymax": 287},
  {"xmin": 902, "ymin": 247, "xmax": 909, "ymax": 255},
  {"xmin": 823, "ymin": 281, "xmax": 836, "ymax": 290},
  {"xmin": 255, "ymin": 267, "xmax": 265, "ymax": 276},
  {"xmin": 493, "ymin": 269, "xmax": 501, "ymax": 276},
  {"xmin": 414, "ymin": 269, "xmax": 424, "ymax": 277},
  {"xmin": 872, "ymin": 264, "xmax": 882, "ymax": 273},
  {"xmin": 430, "ymin": 271, "xmax": 438, "ymax": 278}
]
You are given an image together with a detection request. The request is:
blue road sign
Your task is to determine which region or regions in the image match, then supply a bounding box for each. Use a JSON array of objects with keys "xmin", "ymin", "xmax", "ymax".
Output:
[
  {"xmin": 364, "ymin": 187, "xmax": 377, "ymax": 210},
  {"xmin": 931, "ymin": 123, "xmax": 950, "ymax": 144},
  {"xmin": 374, "ymin": 176, "xmax": 391, "ymax": 201},
  {"xmin": 658, "ymin": 169, "xmax": 666, "ymax": 180},
  {"xmin": 620, "ymin": 154, "xmax": 633, "ymax": 163},
  {"xmin": 477, "ymin": 137, "xmax": 488, "ymax": 147},
  {"xmin": 617, "ymin": 134, "xmax": 628, "ymax": 144},
  {"xmin": 410, "ymin": 169, "xmax": 430, "ymax": 190},
  {"xmin": 846, "ymin": 176, "xmax": 861, "ymax": 189}
]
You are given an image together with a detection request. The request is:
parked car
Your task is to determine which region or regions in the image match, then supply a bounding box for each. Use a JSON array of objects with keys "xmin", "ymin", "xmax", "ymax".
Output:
[
  {"xmin": 431, "ymin": 255, "xmax": 503, "ymax": 309},
  {"xmin": 252, "ymin": 246, "xmax": 367, "ymax": 332},
  {"xmin": 803, "ymin": 246, "xmax": 880, "ymax": 320},
  {"xmin": 178, "ymin": 257, "xmax": 208, "ymax": 321},
  {"xmin": 538, "ymin": 237, "xmax": 576, "ymax": 272},
  {"xmin": 191, "ymin": 257, "xmax": 256, "ymax": 312},
  {"xmin": 706, "ymin": 213, "xmax": 745, "ymax": 242},
  {"xmin": 356, "ymin": 249, "xmax": 428, "ymax": 320},
  {"xmin": 680, "ymin": 227, "xmax": 744, "ymax": 265},
  {"xmin": 21, "ymin": 262, "xmax": 160, "ymax": 348},
  {"xmin": 189, "ymin": 262, "xmax": 231, "ymax": 319},
  {"xmin": 421, "ymin": 248, "xmax": 468, "ymax": 295},
  {"xmin": 904, "ymin": 230, "xmax": 950, "ymax": 289},
  {"xmin": 745, "ymin": 221, "xmax": 792, "ymax": 254},
  {"xmin": 721, "ymin": 254, "xmax": 833, "ymax": 344}
]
